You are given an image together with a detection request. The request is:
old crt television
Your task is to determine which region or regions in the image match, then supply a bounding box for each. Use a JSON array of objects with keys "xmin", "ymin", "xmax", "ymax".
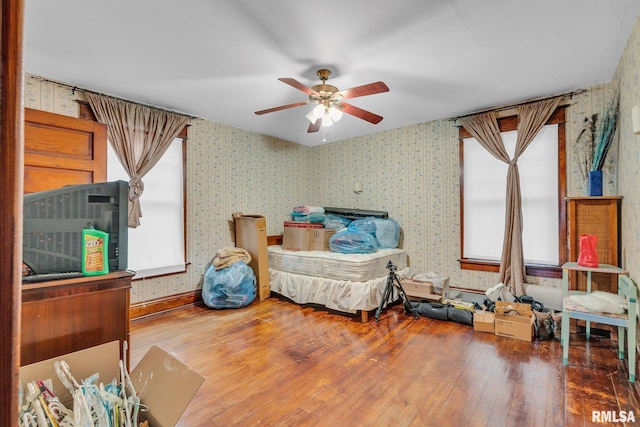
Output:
[{"xmin": 22, "ymin": 180, "xmax": 129, "ymax": 277}]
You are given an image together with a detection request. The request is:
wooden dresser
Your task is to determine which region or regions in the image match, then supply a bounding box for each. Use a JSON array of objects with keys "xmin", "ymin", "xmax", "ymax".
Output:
[{"xmin": 21, "ymin": 271, "xmax": 133, "ymax": 366}]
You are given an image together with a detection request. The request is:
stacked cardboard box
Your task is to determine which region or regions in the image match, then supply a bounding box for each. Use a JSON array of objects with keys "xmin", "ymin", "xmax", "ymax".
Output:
[
  {"xmin": 282, "ymin": 221, "xmax": 335, "ymax": 251},
  {"xmin": 402, "ymin": 276, "xmax": 449, "ymax": 302},
  {"xmin": 494, "ymin": 301, "xmax": 534, "ymax": 341},
  {"xmin": 473, "ymin": 310, "xmax": 495, "ymax": 333}
]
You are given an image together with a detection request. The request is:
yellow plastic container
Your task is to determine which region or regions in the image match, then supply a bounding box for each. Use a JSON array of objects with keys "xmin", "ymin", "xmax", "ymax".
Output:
[{"xmin": 82, "ymin": 225, "xmax": 109, "ymax": 275}]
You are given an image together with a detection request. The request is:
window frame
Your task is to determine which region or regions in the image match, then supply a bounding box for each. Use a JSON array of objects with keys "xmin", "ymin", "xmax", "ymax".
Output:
[
  {"xmin": 80, "ymin": 102, "xmax": 189, "ymax": 280},
  {"xmin": 458, "ymin": 107, "xmax": 566, "ymax": 279}
]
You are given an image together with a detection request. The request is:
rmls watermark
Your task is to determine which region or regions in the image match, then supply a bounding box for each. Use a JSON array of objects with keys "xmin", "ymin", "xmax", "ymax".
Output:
[{"xmin": 592, "ymin": 410, "xmax": 636, "ymax": 423}]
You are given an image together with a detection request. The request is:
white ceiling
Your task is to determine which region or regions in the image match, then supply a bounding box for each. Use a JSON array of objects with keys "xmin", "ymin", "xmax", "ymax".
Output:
[{"xmin": 24, "ymin": 0, "xmax": 640, "ymax": 147}]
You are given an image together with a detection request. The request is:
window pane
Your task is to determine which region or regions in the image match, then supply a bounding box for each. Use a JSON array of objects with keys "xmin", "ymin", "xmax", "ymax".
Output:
[
  {"xmin": 463, "ymin": 124, "xmax": 559, "ymax": 265},
  {"xmin": 463, "ymin": 137, "xmax": 507, "ymax": 261},
  {"xmin": 107, "ymin": 139, "xmax": 185, "ymax": 278},
  {"xmin": 519, "ymin": 124, "xmax": 558, "ymax": 264}
]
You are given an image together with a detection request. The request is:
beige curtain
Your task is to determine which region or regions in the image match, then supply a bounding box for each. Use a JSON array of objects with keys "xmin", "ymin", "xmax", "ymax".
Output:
[
  {"xmin": 460, "ymin": 98, "xmax": 560, "ymax": 295},
  {"xmin": 87, "ymin": 93, "xmax": 190, "ymax": 228}
]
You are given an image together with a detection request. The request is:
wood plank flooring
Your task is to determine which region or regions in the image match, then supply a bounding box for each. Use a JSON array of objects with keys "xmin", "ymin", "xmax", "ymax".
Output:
[{"xmin": 130, "ymin": 297, "xmax": 640, "ymax": 426}]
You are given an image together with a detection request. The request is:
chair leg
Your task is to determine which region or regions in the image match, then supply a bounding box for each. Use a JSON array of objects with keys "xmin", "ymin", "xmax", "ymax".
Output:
[
  {"xmin": 629, "ymin": 319, "xmax": 637, "ymax": 383},
  {"xmin": 562, "ymin": 310, "xmax": 570, "ymax": 365},
  {"xmin": 618, "ymin": 326, "xmax": 625, "ymax": 360}
]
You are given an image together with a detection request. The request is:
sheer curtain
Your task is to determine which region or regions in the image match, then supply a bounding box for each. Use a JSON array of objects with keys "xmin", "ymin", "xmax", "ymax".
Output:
[
  {"xmin": 459, "ymin": 98, "xmax": 559, "ymax": 295},
  {"xmin": 86, "ymin": 93, "xmax": 190, "ymax": 227}
]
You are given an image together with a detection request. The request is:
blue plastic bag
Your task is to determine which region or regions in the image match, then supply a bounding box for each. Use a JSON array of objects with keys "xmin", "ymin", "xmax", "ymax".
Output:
[
  {"xmin": 324, "ymin": 214, "xmax": 352, "ymax": 230},
  {"xmin": 349, "ymin": 218, "xmax": 377, "ymax": 235},
  {"xmin": 349, "ymin": 217, "xmax": 400, "ymax": 248},
  {"xmin": 329, "ymin": 228, "xmax": 378, "ymax": 254},
  {"xmin": 372, "ymin": 218, "xmax": 400, "ymax": 248},
  {"xmin": 202, "ymin": 261, "xmax": 256, "ymax": 308}
]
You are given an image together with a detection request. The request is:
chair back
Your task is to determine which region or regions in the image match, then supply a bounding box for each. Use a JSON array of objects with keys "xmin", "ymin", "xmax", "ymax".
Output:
[{"xmin": 618, "ymin": 275, "xmax": 637, "ymax": 319}]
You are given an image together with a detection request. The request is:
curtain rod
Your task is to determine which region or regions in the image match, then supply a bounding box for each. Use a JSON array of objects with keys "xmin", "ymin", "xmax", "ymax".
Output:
[
  {"xmin": 29, "ymin": 75, "xmax": 198, "ymax": 120},
  {"xmin": 451, "ymin": 89, "xmax": 585, "ymax": 122}
]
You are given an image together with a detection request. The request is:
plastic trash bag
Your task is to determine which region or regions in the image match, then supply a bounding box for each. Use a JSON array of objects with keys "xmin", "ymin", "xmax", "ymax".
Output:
[
  {"xmin": 329, "ymin": 228, "xmax": 378, "ymax": 254},
  {"xmin": 202, "ymin": 261, "xmax": 256, "ymax": 309},
  {"xmin": 324, "ymin": 214, "xmax": 352, "ymax": 230},
  {"xmin": 349, "ymin": 217, "xmax": 401, "ymax": 248},
  {"xmin": 372, "ymin": 218, "xmax": 400, "ymax": 248},
  {"xmin": 349, "ymin": 218, "xmax": 377, "ymax": 235}
]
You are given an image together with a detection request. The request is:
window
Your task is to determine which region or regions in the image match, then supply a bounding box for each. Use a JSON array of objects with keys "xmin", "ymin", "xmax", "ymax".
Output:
[
  {"xmin": 107, "ymin": 138, "xmax": 186, "ymax": 279},
  {"xmin": 459, "ymin": 109, "xmax": 566, "ymax": 277}
]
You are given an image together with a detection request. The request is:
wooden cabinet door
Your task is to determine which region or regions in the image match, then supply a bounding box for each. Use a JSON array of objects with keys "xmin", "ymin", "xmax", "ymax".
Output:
[
  {"xmin": 566, "ymin": 197, "xmax": 621, "ymax": 292},
  {"xmin": 24, "ymin": 108, "xmax": 107, "ymax": 193}
]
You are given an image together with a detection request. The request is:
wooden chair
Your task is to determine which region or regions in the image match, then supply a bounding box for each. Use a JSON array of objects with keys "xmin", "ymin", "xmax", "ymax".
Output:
[{"xmin": 561, "ymin": 274, "xmax": 637, "ymax": 382}]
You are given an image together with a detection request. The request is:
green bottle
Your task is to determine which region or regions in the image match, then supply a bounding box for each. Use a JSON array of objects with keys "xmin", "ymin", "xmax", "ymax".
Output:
[{"xmin": 82, "ymin": 223, "xmax": 109, "ymax": 275}]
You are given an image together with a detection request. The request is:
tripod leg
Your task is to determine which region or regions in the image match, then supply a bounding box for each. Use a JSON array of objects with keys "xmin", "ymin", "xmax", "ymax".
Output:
[
  {"xmin": 393, "ymin": 274, "xmax": 420, "ymax": 320},
  {"xmin": 374, "ymin": 275, "xmax": 394, "ymax": 321}
]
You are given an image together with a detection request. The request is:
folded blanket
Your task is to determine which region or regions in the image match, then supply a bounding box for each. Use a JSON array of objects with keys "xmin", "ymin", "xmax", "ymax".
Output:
[
  {"xmin": 293, "ymin": 206, "xmax": 325, "ymax": 215},
  {"xmin": 291, "ymin": 213, "xmax": 325, "ymax": 223},
  {"xmin": 213, "ymin": 247, "xmax": 251, "ymax": 270}
]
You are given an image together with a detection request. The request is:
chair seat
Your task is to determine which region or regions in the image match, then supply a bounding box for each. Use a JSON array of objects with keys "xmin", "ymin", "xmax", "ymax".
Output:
[
  {"xmin": 561, "ymin": 273, "xmax": 637, "ymax": 383},
  {"xmin": 562, "ymin": 297, "xmax": 627, "ymax": 320}
]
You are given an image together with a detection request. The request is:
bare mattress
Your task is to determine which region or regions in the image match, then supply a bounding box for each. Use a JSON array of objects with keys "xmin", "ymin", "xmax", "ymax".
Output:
[
  {"xmin": 267, "ymin": 245, "xmax": 407, "ymax": 282},
  {"xmin": 268, "ymin": 245, "xmax": 409, "ymax": 313}
]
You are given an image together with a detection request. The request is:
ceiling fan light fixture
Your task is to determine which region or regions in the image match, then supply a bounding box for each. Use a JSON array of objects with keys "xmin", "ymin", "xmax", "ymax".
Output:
[
  {"xmin": 327, "ymin": 106, "xmax": 343, "ymax": 122},
  {"xmin": 312, "ymin": 104, "xmax": 325, "ymax": 118},
  {"xmin": 305, "ymin": 109, "xmax": 318, "ymax": 124},
  {"xmin": 258, "ymin": 69, "xmax": 388, "ymax": 134}
]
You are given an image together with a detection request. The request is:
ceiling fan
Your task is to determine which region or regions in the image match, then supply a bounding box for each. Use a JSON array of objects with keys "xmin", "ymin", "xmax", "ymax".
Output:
[{"xmin": 255, "ymin": 69, "xmax": 389, "ymax": 133}]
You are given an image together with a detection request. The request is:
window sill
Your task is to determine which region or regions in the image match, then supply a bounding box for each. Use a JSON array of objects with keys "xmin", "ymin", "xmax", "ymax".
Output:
[{"xmin": 459, "ymin": 258, "xmax": 562, "ymax": 279}]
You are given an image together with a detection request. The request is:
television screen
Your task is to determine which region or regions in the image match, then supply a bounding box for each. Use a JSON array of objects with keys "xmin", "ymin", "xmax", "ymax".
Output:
[{"xmin": 22, "ymin": 180, "xmax": 129, "ymax": 278}]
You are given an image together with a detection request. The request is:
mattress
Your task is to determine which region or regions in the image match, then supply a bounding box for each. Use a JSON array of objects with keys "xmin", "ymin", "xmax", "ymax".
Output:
[
  {"xmin": 267, "ymin": 245, "xmax": 408, "ymax": 282},
  {"xmin": 269, "ymin": 267, "xmax": 411, "ymax": 313}
]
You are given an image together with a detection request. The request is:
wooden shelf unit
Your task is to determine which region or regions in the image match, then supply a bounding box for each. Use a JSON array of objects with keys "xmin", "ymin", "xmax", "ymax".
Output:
[{"xmin": 566, "ymin": 196, "xmax": 622, "ymax": 293}]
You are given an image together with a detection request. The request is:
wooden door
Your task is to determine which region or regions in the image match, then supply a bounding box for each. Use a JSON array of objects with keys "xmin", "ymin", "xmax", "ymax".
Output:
[{"xmin": 24, "ymin": 108, "xmax": 107, "ymax": 194}]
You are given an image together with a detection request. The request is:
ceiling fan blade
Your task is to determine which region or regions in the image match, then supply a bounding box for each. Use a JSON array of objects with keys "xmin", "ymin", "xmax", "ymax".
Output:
[
  {"xmin": 337, "ymin": 81, "xmax": 389, "ymax": 100},
  {"xmin": 278, "ymin": 78, "xmax": 319, "ymax": 96},
  {"xmin": 340, "ymin": 102, "xmax": 384, "ymax": 124},
  {"xmin": 255, "ymin": 101, "xmax": 309, "ymax": 115},
  {"xmin": 307, "ymin": 118, "xmax": 321, "ymax": 133}
]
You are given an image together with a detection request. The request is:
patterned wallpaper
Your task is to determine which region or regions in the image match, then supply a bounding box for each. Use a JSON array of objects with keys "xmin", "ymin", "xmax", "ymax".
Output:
[
  {"xmin": 614, "ymin": 14, "xmax": 640, "ymax": 282},
  {"xmin": 24, "ymin": 50, "xmax": 627, "ymax": 302}
]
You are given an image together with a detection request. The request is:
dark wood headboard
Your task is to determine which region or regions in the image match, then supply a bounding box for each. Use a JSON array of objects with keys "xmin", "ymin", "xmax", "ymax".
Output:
[{"xmin": 267, "ymin": 235, "xmax": 283, "ymax": 246}]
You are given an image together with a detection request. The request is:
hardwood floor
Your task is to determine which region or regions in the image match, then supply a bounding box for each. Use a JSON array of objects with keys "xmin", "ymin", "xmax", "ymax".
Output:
[{"xmin": 130, "ymin": 297, "xmax": 640, "ymax": 426}]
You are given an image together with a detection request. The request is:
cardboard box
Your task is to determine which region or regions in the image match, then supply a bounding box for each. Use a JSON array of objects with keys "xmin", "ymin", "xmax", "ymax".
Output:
[
  {"xmin": 20, "ymin": 341, "xmax": 205, "ymax": 426},
  {"xmin": 474, "ymin": 310, "xmax": 495, "ymax": 333},
  {"xmin": 494, "ymin": 301, "xmax": 534, "ymax": 341},
  {"xmin": 402, "ymin": 279, "xmax": 433, "ymax": 298},
  {"xmin": 282, "ymin": 221, "xmax": 323, "ymax": 251},
  {"xmin": 410, "ymin": 276, "xmax": 450, "ymax": 299},
  {"xmin": 309, "ymin": 228, "xmax": 336, "ymax": 251},
  {"xmin": 234, "ymin": 215, "xmax": 270, "ymax": 301}
]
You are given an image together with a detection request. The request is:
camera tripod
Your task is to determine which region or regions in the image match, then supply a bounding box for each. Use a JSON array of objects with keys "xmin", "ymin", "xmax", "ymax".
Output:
[{"xmin": 374, "ymin": 260, "xmax": 419, "ymax": 321}]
